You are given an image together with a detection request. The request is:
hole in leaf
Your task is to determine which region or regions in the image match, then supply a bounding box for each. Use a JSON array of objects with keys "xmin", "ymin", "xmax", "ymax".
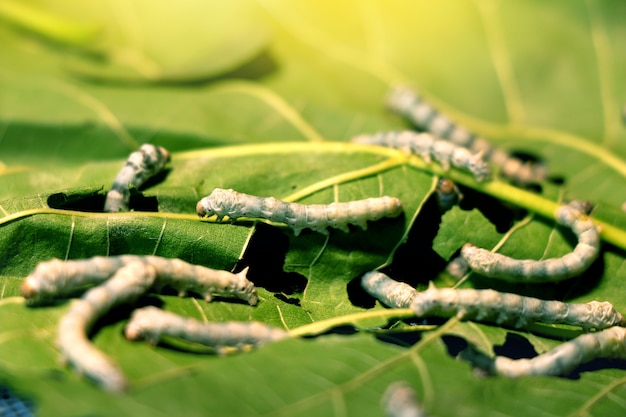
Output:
[
  {"xmin": 273, "ymin": 293, "xmax": 301, "ymax": 307},
  {"xmin": 46, "ymin": 188, "xmax": 106, "ymax": 212},
  {"xmin": 375, "ymin": 330, "xmax": 422, "ymax": 348},
  {"xmin": 494, "ymin": 332, "xmax": 537, "ymax": 360},
  {"xmin": 379, "ymin": 195, "xmax": 447, "ymax": 286},
  {"xmin": 236, "ymin": 223, "xmax": 308, "ymax": 294},
  {"xmin": 459, "ymin": 187, "xmax": 525, "ymax": 233},
  {"xmin": 441, "ymin": 334, "xmax": 469, "ymax": 357}
]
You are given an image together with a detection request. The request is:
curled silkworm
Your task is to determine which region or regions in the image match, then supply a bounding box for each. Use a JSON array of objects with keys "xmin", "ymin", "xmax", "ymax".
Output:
[
  {"xmin": 382, "ymin": 381, "xmax": 429, "ymax": 417},
  {"xmin": 196, "ymin": 188, "xmax": 404, "ymax": 236},
  {"xmin": 461, "ymin": 201, "xmax": 600, "ymax": 282},
  {"xmin": 436, "ymin": 178, "xmax": 463, "ymax": 212},
  {"xmin": 57, "ymin": 261, "xmax": 156, "ymax": 392},
  {"xmin": 104, "ymin": 144, "xmax": 170, "ymax": 212},
  {"xmin": 410, "ymin": 282, "xmax": 624, "ymax": 330},
  {"xmin": 386, "ymin": 85, "xmax": 547, "ymax": 184},
  {"xmin": 360, "ymin": 270, "xmax": 418, "ymax": 308},
  {"xmin": 21, "ymin": 255, "xmax": 257, "ymax": 306},
  {"xmin": 125, "ymin": 306, "xmax": 289, "ymax": 353},
  {"xmin": 352, "ymin": 130, "xmax": 490, "ymax": 181},
  {"xmin": 461, "ymin": 326, "xmax": 626, "ymax": 378}
]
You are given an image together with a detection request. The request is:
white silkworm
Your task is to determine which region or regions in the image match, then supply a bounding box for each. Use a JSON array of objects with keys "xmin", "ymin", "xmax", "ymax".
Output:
[
  {"xmin": 386, "ymin": 85, "xmax": 547, "ymax": 184},
  {"xmin": 382, "ymin": 381, "xmax": 429, "ymax": 417},
  {"xmin": 196, "ymin": 188, "xmax": 404, "ymax": 236},
  {"xmin": 104, "ymin": 144, "xmax": 170, "ymax": 212},
  {"xmin": 21, "ymin": 255, "xmax": 258, "ymax": 306},
  {"xmin": 362, "ymin": 271, "xmax": 623, "ymax": 330},
  {"xmin": 445, "ymin": 255, "xmax": 469, "ymax": 280},
  {"xmin": 352, "ymin": 130, "xmax": 490, "ymax": 182},
  {"xmin": 461, "ymin": 326, "xmax": 626, "ymax": 378},
  {"xmin": 435, "ymin": 178, "xmax": 463, "ymax": 212},
  {"xmin": 360, "ymin": 270, "xmax": 418, "ymax": 308},
  {"xmin": 57, "ymin": 261, "xmax": 156, "ymax": 392},
  {"xmin": 410, "ymin": 282, "xmax": 624, "ymax": 330},
  {"xmin": 461, "ymin": 201, "xmax": 600, "ymax": 282},
  {"xmin": 124, "ymin": 306, "xmax": 289, "ymax": 353}
]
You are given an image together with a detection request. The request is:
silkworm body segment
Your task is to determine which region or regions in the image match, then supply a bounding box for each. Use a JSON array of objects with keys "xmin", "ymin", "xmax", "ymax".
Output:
[
  {"xmin": 125, "ymin": 306, "xmax": 289, "ymax": 353},
  {"xmin": 360, "ymin": 270, "xmax": 418, "ymax": 308},
  {"xmin": 461, "ymin": 202, "xmax": 600, "ymax": 282},
  {"xmin": 386, "ymin": 85, "xmax": 547, "ymax": 184},
  {"xmin": 352, "ymin": 130, "xmax": 490, "ymax": 181},
  {"xmin": 104, "ymin": 143, "xmax": 170, "ymax": 212},
  {"xmin": 467, "ymin": 326, "xmax": 626, "ymax": 378},
  {"xmin": 196, "ymin": 188, "xmax": 404, "ymax": 236},
  {"xmin": 21, "ymin": 255, "xmax": 258, "ymax": 306},
  {"xmin": 382, "ymin": 381, "xmax": 429, "ymax": 417},
  {"xmin": 410, "ymin": 283, "xmax": 624, "ymax": 330},
  {"xmin": 57, "ymin": 261, "xmax": 157, "ymax": 392}
]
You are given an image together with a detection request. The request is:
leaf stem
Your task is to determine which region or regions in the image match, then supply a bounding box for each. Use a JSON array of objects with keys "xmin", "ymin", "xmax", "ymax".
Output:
[{"xmin": 288, "ymin": 308, "xmax": 415, "ymax": 337}]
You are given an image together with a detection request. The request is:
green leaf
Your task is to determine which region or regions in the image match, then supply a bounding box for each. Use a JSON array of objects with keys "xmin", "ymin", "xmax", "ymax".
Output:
[{"xmin": 2, "ymin": 1, "xmax": 626, "ymax": 416}]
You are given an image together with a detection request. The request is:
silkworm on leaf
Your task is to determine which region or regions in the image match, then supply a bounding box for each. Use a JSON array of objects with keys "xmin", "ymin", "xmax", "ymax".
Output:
[
  {"xmin": 364, "ymin": 271, "xmax": 623, "ymax": 330},
  {"xmin": 436, "ymin": 178, "xmax": 463, "ymax": 212},
  {"xmin": 445, "ymin": 255, "xmax": 469, "ymax": 280},
  {"xmin": 21, "ymin": 255, "xmax": 257, "ymax": 306},
  {"xmin": 410, "ymin": 282, "xmax": 624, "ymax": 330},
  {"xmin": 382, "ymin": 381, "xmax": 430, "ymax": 417},
  {"xmin": 104, "ymin": 143, "xmax": 170, "ymax": 212},
  {"xmin": 386, "ymin": 85, "xmax": 547, "ymax": 184},
  {"xmin": 360, "ymin": 270, "xmax": 418, "ymax": 308},
  {"xmin": 352, "ymin": 130, "xmax": 490, "ymax": 181},
  {"xmin": 196, "ymin": 188, "xmax": 404, "ymax": 236},
  {"xmin": 461, "ymin": 326, "xmax": 626, "ymax": 378},
  {"xmin": 125, "ymin": 306, "xmax": 289, "ymax": 353},
  {"xmin": 461, "ymin": 201, "xmax": 600, "ymax": 282},
  {"xmin": 57, "ymin": 261, "xmax": 156, "ymax": 392}
]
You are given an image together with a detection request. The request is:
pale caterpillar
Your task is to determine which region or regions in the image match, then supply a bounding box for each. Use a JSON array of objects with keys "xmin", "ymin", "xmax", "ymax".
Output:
[
  {"xmin": 124, "ymin": 306, "xmax": 289, "ymax": 353},
  {"xmin": 460, "ymin": 325, "xmax": 626, "ymax": 378},
  {"xmin": 386, "ymin": 85, "xmax": 547, "ymax": 184},
  {"xmin": 196, "ymin": 188, "xmax": 404, "ymax": 236},
  {"xmin": 362, "ymin": 271, "xmax": 624, "ymax": 330},
  {"xmin": 57, "ymin": 261, "xmax": 156, "ymax": 392},
  {"xmin": 352, "ymin": 130, "xmax": 490, "ymax": 182},
  {"xmin": 445, "ymin": 255, "xmax": 469, "ymax": 280},
  {"xmin": 382, "ymin": 381, "xmax": 430, "ymax": 417},
  {"xmin": 21, "ymin": 255, "xmax": 258, "ymax": 306},
  {"xmin": 103, "ymin": 144, "xmax": 170, "ymax": 212},
  {"xmin": 435, "ymin": 178, "xmax": 463, "ymax": 212},
  {"xmin": 461, "ymin": 201, "xmax": 600, "ymax": 282},
  {"xmin": 360, "ymin": 270, "xmax": 418, "ymax": 308}
]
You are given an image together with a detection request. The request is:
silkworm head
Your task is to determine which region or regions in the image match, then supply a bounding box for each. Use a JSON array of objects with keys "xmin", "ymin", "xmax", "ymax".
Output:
[{"xmin": 235, "ymin": 266, "xmax": 258, "ymax": 305}]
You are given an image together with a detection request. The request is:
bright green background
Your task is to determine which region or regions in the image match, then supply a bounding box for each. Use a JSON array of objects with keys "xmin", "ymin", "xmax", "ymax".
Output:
[{"xmin": 2, "ymin": 1, "xmax": 626, "ymax": 416}]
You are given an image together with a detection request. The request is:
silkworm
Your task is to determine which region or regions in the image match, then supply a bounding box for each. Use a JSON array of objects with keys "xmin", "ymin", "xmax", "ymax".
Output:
[
  {"xmin": 436, "ymin": 178, "xmax": 463, "ymax": 212},
  {"xmin": 382, "ymin": 381, "xmax": 429, "ymax": 417},
  {"xmin": 445, "ymin": 255, "xmax": 469, "ymax": 280},
  {"xmin": 196, "ymin": 188, "xmax": 404, "ymax": 236},
  {"xmin": 21, "ymin": 255, "xmax": 258, "ymax": 306},
  {"xmin": 410, "ymin": 282, "xmax": 624, "ymax": 330},
  {"xmin": 104, "ymin": 144, "xmax": 170, "ymax": 212},
  {"xmin": 386, "ymin": 85, "xmax": 547, "ymax": 184},
  {"xmin": 352, "ymin": 130, "xmax": 490, "ymax": 182},
  {"xmin": 125, "ymin": 306, "xmax": 289, "ymax": 353},
  {"xmin": 461, "ymin": 201, "xmax": 600, "ymax": 282},
  {"xmin": 360, "ymin": 270, "xmax": 418, "ymax": 308},
  {"xmin": 461, "ymin": 326, "xmax": 626, "ymax": 378},
  {"xmin": 363, "ymin": 271, "xmax": 623, "ymax": 330},
  {"xmin": 57, "ymin": 261, "xmax": 156, "ymax": 392}
]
